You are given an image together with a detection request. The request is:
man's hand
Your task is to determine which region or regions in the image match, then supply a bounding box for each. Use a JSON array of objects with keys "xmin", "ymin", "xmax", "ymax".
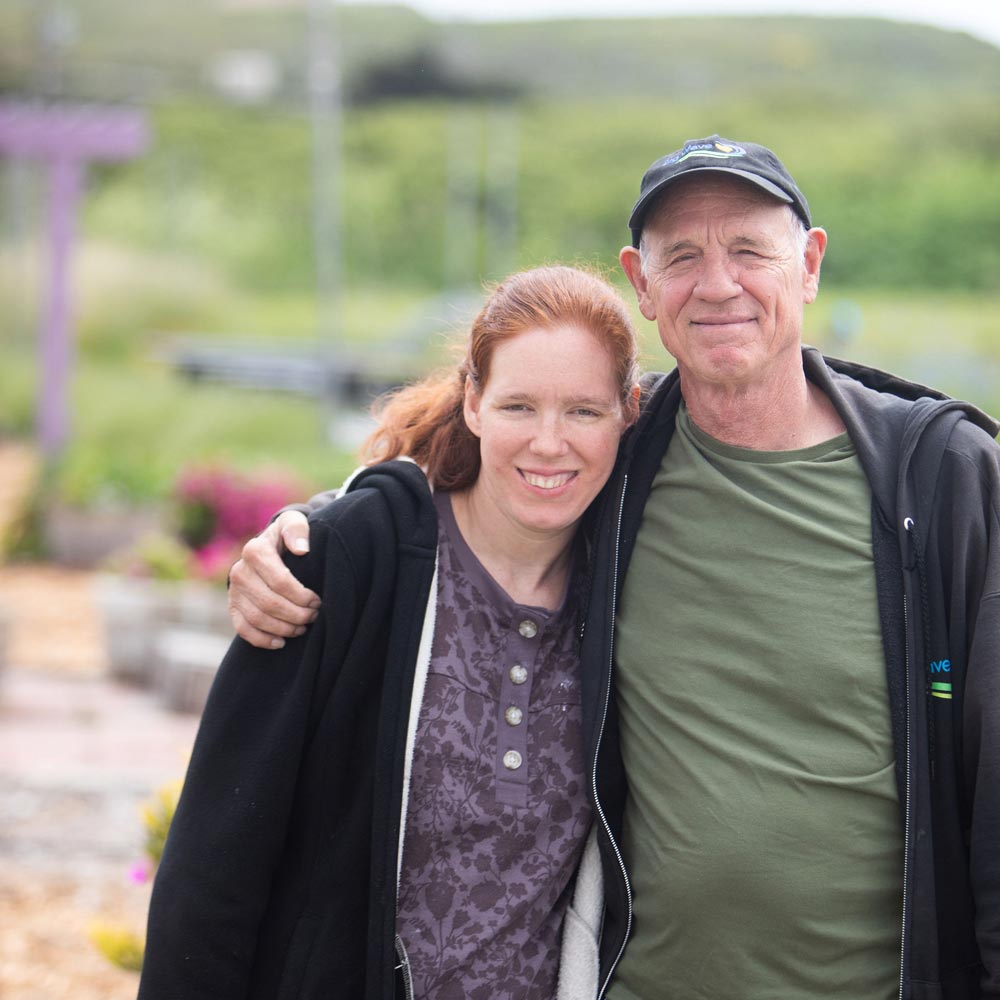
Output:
[{"xmin": 228, "ymin": 511, "xmax": 321, "ymax": 649}]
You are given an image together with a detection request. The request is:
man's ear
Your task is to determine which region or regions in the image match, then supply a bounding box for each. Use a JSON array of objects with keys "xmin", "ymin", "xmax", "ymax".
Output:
[
  {"xmin": 802, "ymin": 227, "xmax": 827, "ymax": 304},
  {"xmin": 619, "ymin": 245, "xmax": 657, "ymax": 322},
  {"xmin": 463, "ymin": 376, "xmax": 483, "ymax": 438}
]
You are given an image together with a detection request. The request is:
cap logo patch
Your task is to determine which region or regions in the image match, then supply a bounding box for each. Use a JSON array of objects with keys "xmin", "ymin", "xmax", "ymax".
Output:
[{"xmin": 668, "ymin": 140, "xmax": 747, "ymax": 165}]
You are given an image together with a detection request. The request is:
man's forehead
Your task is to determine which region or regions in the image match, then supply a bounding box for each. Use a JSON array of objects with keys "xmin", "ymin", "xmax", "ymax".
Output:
[{"xmin": 643, "ymin": 174, "xmax": 792, "ymax": 237}]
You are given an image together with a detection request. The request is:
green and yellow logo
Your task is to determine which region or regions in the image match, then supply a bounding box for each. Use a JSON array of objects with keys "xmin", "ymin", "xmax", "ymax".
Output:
[{"xmin": 930, "ymin": 658, "xmax": 952, "ymax": 700}]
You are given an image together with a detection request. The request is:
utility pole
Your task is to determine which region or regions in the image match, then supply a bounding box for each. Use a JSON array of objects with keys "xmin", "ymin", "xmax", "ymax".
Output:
[
  {"xmin": 443, "ymin": 107, "xmax": 482, "ymax": 292},
  {"xmin": 306, "ymin": 0, "xmax": 348, "ymax": 441},
  {"xmin": 484, "ymin": 104, "xmax": 519, "ymax": 281},
  {"xmin": 306, "ymin": 0, "xmax": 343, "ymax": 346}
]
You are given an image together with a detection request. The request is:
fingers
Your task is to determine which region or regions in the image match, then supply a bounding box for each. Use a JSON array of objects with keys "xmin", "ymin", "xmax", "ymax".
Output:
[
  {"xmin": 241, "ymin": 519, "xmax": 321, "ymax": 611},
  {"xmin": 228, "ymin": 554, "xmax": 319, "ymax": 624},
  {"xmin": 227, "ymin": 566, "xmax": 315, "ymax": 646},
  {"xmin": 277, "ymin": 510, "xmax": 311, "ymax": 556},
  {"xmin": 227, "ymin": 512, "xmax": 321, "ymax": 650},
  {"xmin": 229, "ymin": 605, "xmax": 291, "ymax": 650}
]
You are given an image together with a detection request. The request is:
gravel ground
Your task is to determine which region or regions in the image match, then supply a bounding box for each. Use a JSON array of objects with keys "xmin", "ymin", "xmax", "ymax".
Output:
[
  {"xmin": 0, "ymin": 563, "xmax": 200, "ymax": 999},
  {"xmin": 0, "ymin": 866, "xmax": 150, "ymax": 1000}
]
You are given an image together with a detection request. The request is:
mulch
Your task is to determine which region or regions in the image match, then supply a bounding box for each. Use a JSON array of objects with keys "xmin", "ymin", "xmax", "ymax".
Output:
[{"xmin": 0, "ymin": 870, "xmax": 149, "ymax": 1000}]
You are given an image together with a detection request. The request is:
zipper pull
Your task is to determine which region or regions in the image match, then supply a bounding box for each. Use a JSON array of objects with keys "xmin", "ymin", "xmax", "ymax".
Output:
[{"xmin": 902, "ymin": 516, "xmax": 917, "ymax": 571}]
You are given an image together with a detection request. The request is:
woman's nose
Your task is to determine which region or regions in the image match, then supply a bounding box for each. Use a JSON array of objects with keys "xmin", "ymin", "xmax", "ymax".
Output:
[{"xmin": 529, "ymin": 417, "xmax": 569, "ymax": 455}]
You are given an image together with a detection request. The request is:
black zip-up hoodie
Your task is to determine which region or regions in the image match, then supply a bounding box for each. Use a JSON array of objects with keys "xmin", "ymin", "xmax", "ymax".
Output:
[
  {"xmin": 580, "ymin": 347, "xmax": 1000, "ymax": 999},
  {"xmin": 138, "ymin": 462, "xmax": 439, "ymax": 1000}
]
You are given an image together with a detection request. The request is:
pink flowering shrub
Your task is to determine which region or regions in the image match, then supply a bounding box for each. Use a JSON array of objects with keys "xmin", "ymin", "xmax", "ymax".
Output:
[
  {"xmin": 108, "ymin": 464, "xmax": 310, "ymax": 585},
  {"xmin": 172, "ymin": 464, "xmax": 308, "ymax": 583}
]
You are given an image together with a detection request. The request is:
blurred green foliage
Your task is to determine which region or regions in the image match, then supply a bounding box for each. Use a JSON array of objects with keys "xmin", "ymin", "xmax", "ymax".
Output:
[
  {"xmin": 141, "ymin": 779, "xmax": 183, "ymax": 868},
  {"xmin": 88, "ymin": 921, "xmax": 145, "ymax": 973},
  {"xmin": 57, "ymin": 358, "xmax": 353, "ymax": 505},
  {"xmin": 0, "ymin": 347, "xmax": 356, "ymax": 504},
  {"xmin": 75, "ymin": 94, "xmax": 1000, "ymax": 295}
]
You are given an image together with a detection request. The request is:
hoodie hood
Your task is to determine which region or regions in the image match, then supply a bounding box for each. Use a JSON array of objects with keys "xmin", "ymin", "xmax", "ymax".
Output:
[
  {"xmin": 622, "ymin": 347, "xmax": 999, "ymax": 543},
  {"xmin": 343, "ymin": 459, "xmax": 439, "ymax": 557},
  {"xmin": 804, "ymin": 347, "xmax": 999, "ymax": 530}
]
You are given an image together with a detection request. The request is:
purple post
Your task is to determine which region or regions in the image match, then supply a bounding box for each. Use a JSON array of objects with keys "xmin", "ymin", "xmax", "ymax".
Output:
[
  {"xmin": 39, "ymin": 157, "xmax": 82, "ymax": 452},
  {"xmin": 0, "ymin": 101, "xmax": 150, "ymax": 456}
]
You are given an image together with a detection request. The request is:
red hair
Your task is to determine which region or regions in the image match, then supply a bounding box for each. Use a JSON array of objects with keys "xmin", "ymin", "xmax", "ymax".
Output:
[{"xmin": 361, "ymin": 265, "xmax": 640, "ymax": 491}]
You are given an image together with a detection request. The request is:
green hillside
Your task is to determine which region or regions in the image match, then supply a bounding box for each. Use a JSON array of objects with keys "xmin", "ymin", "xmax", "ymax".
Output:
[{"xmin": 2, "ymin": 2, "xmax": 998, "ymax": 105}]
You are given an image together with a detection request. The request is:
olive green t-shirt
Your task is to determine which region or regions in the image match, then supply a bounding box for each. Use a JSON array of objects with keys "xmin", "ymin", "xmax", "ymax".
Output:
[{"xmin": 608, "ymin": 404, "xmax": 903, "ymax": 1000}]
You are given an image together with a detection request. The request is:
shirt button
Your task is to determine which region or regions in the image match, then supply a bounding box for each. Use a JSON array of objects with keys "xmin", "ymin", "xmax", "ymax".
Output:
[
  {"xmin": 503, "ymin": 750, "xmax": 523, "ymax": 770},
  {"xmin": 509, "ymin": 664, "xmax": 528, "ymax": 685},
  {"xmin": 504, "ymin": 706, "xmax": 523, "ymax": 726},
  {"xmin": 518, "ymin": 620, "xmax": 538, "ymax": 639}
]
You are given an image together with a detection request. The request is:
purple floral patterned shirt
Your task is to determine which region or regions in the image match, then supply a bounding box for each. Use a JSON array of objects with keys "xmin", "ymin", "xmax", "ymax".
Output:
[{"xmin": 395, "ymin": 491, "xmax": 592, "ymax": 1000}]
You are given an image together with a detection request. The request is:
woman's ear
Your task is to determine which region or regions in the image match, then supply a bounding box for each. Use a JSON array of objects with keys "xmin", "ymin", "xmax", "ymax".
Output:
[
  {"xmin": 625, "ymin": 382, "xmax": 641, "ymax": 426},
  {"xmin": 463, "ymin": 376, "xmax": 483, "ymax": 438}
]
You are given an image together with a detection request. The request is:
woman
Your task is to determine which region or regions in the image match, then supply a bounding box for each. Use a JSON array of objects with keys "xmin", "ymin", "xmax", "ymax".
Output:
[{"xmin": 137, "ymin": 265, "xmax": 640, "ymax": 1000}]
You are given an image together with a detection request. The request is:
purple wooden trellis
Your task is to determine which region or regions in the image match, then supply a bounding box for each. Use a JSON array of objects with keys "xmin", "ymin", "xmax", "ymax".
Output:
[{"xmin": 0, "ymin": 101, "xmax": 150, "ymax": 456}]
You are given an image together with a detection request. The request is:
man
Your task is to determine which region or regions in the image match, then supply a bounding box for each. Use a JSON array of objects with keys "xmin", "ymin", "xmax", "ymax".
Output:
[{"xmin": 227, "ymin": 136, "xmax": 1000, "ymax": 997}]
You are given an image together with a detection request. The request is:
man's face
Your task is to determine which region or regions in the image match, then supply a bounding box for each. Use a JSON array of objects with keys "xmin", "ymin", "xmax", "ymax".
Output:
[{"xmin": 620, "ymin": 174, "xmax": 826, "ymax": 391}]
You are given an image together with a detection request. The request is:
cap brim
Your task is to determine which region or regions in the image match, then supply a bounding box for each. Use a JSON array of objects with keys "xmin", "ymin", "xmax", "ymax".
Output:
[{"xmin": 628, "ymin": 166, "xmax": 794, "ymax": 233}]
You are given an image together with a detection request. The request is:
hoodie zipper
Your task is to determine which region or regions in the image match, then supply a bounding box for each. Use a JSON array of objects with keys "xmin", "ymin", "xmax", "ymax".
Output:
[
  {"xmin": 394, "ymin": 935, "xmax": 414, "ymax": 1000},
  {"xmin": 594, "ymin": 474, "xmax": 633, "ymax": 1000},
  {"xmin": 898, "ymin": 516, "xmax": 916, "ymax": 1000}
]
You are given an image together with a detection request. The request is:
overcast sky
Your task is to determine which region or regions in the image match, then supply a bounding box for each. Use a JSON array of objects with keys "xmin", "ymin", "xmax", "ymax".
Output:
[{"xmin": 343, "ymin": 0, "xmax": 1000, "ymax": 50}]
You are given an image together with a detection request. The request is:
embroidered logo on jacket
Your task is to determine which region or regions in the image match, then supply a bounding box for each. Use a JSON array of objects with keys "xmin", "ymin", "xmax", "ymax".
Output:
[{"xmin": 930, "ymin": 659, "xmax": 952, "ymax": 700}]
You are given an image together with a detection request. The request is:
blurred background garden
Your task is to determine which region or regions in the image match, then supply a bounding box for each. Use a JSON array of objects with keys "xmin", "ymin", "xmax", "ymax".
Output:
[
  {"xmin": 3, "ymin": 0, "xmax": 1000, "ymax": 529},
  {"xmin": 0, "ymin": 0, "xmax": 998, "ymax": 996}
]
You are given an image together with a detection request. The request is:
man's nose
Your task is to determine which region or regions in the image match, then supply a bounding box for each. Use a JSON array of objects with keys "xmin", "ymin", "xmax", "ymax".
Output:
[{"xmin": 693, "ymin": 252, "xmax": 741, "ymax": 299}]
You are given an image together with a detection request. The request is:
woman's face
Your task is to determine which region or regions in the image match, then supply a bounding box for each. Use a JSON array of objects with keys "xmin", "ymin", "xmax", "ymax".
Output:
[{"xmin": 463, "ymin": 323, "xmax": 629, "ymax": 545}]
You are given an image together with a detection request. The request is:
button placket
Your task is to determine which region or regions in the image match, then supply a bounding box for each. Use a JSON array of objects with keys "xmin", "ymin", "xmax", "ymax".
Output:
[{"xmin": 495, "ymin": 620, "xmax": 540, "ymax": 806}]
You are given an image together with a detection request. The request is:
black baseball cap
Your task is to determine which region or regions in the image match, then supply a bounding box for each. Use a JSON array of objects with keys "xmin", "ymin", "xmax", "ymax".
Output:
[{"xmin": 628, "ymin": 135, "xmax": 811, "ymax": 247}]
